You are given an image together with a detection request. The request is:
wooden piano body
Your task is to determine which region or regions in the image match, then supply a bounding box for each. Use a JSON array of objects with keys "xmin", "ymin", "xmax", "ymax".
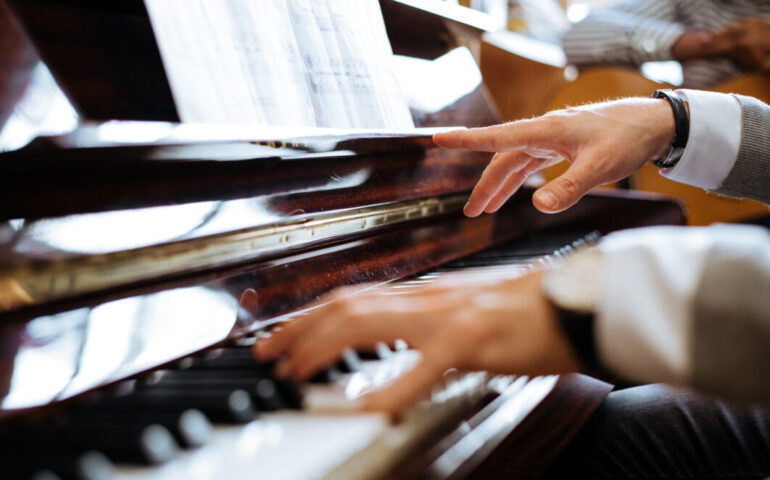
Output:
[{"xmin": 0, "ymin": 1, "xmax": 686, "ymax": 479}]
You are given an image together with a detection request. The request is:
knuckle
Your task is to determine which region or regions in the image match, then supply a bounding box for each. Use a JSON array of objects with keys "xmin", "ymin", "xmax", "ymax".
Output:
[
  {"xmin": 476, "ymin": 183, "xmax": 498, "ymax": 198},
  {"xmin": 448, "ymin": 316, "xmax": 485, "ymax": 342},
  {"xmin": 557, "ymin": 175, "xmax": 581, "ymax": 195}
]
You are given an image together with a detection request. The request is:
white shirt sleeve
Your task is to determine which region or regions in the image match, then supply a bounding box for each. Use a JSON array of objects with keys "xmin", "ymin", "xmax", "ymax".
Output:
[
  {"xmin": 594, "ymin": 224, "xmax": 767, "ymax": 387},
  {"xmin": 660, "ymin": 89, "xmax": 741, "ymax": 190}
]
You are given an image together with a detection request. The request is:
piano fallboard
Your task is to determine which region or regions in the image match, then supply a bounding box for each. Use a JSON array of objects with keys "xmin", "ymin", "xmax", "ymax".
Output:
[{"xmin": 0, "ymin": 188, "xmax": 683, "ymax": 414}]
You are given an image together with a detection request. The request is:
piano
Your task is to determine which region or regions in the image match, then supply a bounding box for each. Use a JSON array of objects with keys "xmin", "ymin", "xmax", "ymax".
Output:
[{"xmin": 0, "ymin": 1, "xmax": 687, "ymax": 479}]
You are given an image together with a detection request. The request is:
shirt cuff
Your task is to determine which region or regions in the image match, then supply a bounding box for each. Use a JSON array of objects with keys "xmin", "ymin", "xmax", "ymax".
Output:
[
  {"xmin": 594, "ymin": 227, "xmax": 713, "ymax": 386},
  {"xmin": 660, "ymin": 89, "xmax": 741, "ymax": 190}
]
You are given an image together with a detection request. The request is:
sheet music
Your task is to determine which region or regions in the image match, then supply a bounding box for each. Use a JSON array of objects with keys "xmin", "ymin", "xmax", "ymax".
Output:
[
  {"xmin": 286, "ymin": 0, "xmax": 352, "ymax": 128},
  {"xmin": 338, "ymin": 0, "xmax": 415, "ymax": 129},
  {"xmin": 144, "ymin": 0, "xmax": 413, "ymax": 129}
]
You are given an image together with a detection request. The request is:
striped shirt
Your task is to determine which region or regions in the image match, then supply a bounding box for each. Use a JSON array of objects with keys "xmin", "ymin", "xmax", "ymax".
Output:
[{"xmin": 561, "ymin": 0, "xmax": 770, "ymax": 88}]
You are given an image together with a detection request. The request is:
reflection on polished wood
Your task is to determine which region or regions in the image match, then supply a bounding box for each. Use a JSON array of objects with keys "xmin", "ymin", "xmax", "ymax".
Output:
[
  {"xmin": 0, "ymin": 0, "xmax": 38, "ymax": 127},
  {"xmin": 388, "ymin": 374, "xmax": 612, "ymax": 480},
  {"xmin": 0, "ymin": 138, "xmax": 493, "ymax": 219},
  {"xmin": 0, "ymin": 195, "xmax": 469, "ymax": 312},
  {"xmin": 466, "ymin": 374, "xmax": 613, "ymax": 480},
  {"xmin": 0, "ymin": 188, "xmax": 685, "ymax": 413},
  {"xmin": 0, "ymin": 2, "xmax": 691, "ymax": 478},
  {"xmin": 379, "ymin": 0, "xmax": 497, "ymax": 60},
  {"xmin": 8, "ymin": 0, "xmax": 178, "ymax": 121}
]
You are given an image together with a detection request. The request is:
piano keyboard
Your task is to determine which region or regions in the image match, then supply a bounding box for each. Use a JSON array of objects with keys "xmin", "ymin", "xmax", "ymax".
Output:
[{"xmin": 3, "ymin": 232, "xmax": 598, "ymax": 480}]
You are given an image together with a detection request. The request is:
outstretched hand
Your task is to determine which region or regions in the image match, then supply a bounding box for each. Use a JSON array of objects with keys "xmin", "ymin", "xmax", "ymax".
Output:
[
  {"xmin": 433, "ymin": 98, "xmax": 675, "ymax": 216},
  {"xmin": 254, "ymin": 270, "xmax": 579, "ymax": 416}
]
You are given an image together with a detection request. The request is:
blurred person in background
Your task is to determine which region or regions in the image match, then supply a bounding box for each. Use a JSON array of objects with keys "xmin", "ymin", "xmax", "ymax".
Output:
[{"xmin": 562, "ymin": 0, "xmax": 770, "ymax": 88}]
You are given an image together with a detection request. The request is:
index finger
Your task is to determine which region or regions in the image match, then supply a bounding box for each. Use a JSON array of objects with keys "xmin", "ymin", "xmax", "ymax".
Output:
[
  {"xmin": 359, "ymin": 337, "xmax": 454, "ymax": 416},
  {"xmin": 433, "ymin": 119, "xmax": 543, "ymax": 152}
]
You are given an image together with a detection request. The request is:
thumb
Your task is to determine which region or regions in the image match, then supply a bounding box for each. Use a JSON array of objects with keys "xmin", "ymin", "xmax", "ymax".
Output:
[{"xmin": 532, "ymin": 161, "xmax": 597, "ymax": 213}]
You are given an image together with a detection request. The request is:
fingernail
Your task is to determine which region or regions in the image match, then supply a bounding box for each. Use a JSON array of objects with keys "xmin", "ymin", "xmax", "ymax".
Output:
[
  {"xmin": 463, "ymin": 203, "xmax": 480, "ymax": 218},
  {"xmin": 535, "ymin": 190, "xmax": 558, "ymax": 209}
]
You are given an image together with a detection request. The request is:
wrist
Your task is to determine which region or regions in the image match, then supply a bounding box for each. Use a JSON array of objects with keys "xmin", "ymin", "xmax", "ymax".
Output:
[
  {"xmin": 651, "ymin": 90, "xmax": 690, "ymax": 169},
  {"xmin": 648, "ymin": 98, "xmax": 678, "ymax": 164},
  {"xmin": 543, "ymin": 248, "xmax": 605, "ymax": 374}
]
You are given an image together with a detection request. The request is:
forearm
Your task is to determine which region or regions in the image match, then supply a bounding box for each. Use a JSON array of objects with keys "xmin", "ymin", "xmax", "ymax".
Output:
[{"xmin": 595, "ymin": 225, "xmax": 770, "ymax": 402}]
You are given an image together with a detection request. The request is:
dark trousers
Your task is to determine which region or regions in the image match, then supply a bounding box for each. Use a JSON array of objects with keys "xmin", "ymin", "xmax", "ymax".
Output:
[{"xmin": 545, "ymin": 384, "xmax": 770, "ymax": 479}]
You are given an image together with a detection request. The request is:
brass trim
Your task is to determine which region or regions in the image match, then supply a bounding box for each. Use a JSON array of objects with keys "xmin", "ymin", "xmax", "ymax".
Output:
[{"xmin": 0, "ymin": 195, "xmax": 467, "ymax": 311}]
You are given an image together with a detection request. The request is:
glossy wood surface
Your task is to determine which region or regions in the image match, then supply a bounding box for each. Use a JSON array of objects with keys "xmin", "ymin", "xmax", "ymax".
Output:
[
  {"xmin": 7, "ymin": 0, "xmax": 178, "ymax": 121},
  {"xmin": 466, "ymin": 374, "xmax": 613, "ymax": 480},
  {"xmin": 386, "ymin": 374, "xmax": 611, "ymax": 480},
  {"xmin": 0, "ymin": 0, "xmax": 38, "ymax": 127},
  {"xmin": 379, "ymin": 0, "xmax": 493, "ymax": 60},
  {"xmin": 0, "ymin": 189, "xmax": 684, "ymax": 413},
  {"xmin": 0, "ymin": 143, "xmax": 493, "ymax": 220},
  {"xmin": 0, "ymin": 4, "xmax": 689, "ymax": 478}
]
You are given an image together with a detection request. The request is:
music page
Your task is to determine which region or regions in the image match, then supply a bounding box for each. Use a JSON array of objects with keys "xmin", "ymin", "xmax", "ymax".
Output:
[{"xmin": 144, "ymin": 0, "xmax": 413, "ymax": 129}]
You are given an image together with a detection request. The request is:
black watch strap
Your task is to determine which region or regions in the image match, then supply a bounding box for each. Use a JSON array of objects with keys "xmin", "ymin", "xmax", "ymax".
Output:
[
  {"xmin": 651, "ymin": 89, "xmax": 689, "ymax": 168},
  {"xmin": 556, "ymin": 308, "xmax": 602, "ymax": 374}
]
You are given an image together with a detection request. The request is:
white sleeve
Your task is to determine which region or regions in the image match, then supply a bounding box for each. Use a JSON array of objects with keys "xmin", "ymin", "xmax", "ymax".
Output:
[
  {"xmin": 659, "ymin": 89, "xmax": 741, "ymax": 190},
  {"xmin": 593, "ymin": 224, "xmax": 768, "ymax": 388}
]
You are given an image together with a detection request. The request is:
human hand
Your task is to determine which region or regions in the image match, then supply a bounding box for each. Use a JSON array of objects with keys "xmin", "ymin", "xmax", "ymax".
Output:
[
  {"xmin": 433, "ymin": 98, "xmax": 675, "ymax": 216},
  {"xmin": 672, "ymin": 30, "xmax": 720, "ymax": 61},
  {"xmin": 254, "ymin": 269, "xmax": 580, "ymax": 415},
  {"xmin": 707, "ymin": 19, "xmax": 770, "ymax": 73}
]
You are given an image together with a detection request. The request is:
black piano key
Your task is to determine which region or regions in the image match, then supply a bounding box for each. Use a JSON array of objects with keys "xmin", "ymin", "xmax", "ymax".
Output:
[
  {"xmin": 148, "ymin": 368, "xmax": 268, "ymax": 382},
  {"xmin": 66, "ymin": 407, "xmax": 212, "ymax": 449},
  {"xmin": 249, "ymin": 378, "xmax": 283, "ymax": 411},
  {"xmin": 144, "ymin": 375, "xmax": 303, "ymax": 411},
  {"xmin": 33, "ymin": 471, "xmax": 62, "ymax": 480},
  {"xmin": 185, "ymin": 347, "xmax": 353, "ymax": 383},
  {"xmin": 273, "ymin": 378, "xmax": 303, "ymax": 410},
  {"xmin": 307, "ymin": 367, "xmax": 342, "ymax": 384},
  {"xmin": 1, "ymin": 450, "xmax": 112, "ymax": 480},
  {"xmin": 100, "ymin": 389, "xmax": 256, "ymax": 424},
  {"xmin": 0, "ymin": 423, "xmax": 178, "ymax": 465},
  {"xmin": 186, "ymin": 347, "xmax": 272, "ymax": 370}
]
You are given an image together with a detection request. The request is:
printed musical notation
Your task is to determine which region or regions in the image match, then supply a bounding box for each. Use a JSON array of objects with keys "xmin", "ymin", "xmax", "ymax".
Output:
[{"xmin": 144, "ymin": 0, "xmax": 414, "ymax": 129}]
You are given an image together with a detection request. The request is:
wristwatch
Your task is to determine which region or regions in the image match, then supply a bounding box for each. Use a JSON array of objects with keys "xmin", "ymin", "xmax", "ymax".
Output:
[
  {"xmin": 542, "ymin": 248, "xmax": 604, "ymax": 372},
  {"xmin": 651, "ymin": 89, "xmax": 690, "ymax": 169}
]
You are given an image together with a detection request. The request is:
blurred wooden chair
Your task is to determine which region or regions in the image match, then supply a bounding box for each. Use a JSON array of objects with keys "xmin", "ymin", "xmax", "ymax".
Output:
[{"xmin": 479, "ymin": 30, "xmax": 568, "ymax": 122}]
